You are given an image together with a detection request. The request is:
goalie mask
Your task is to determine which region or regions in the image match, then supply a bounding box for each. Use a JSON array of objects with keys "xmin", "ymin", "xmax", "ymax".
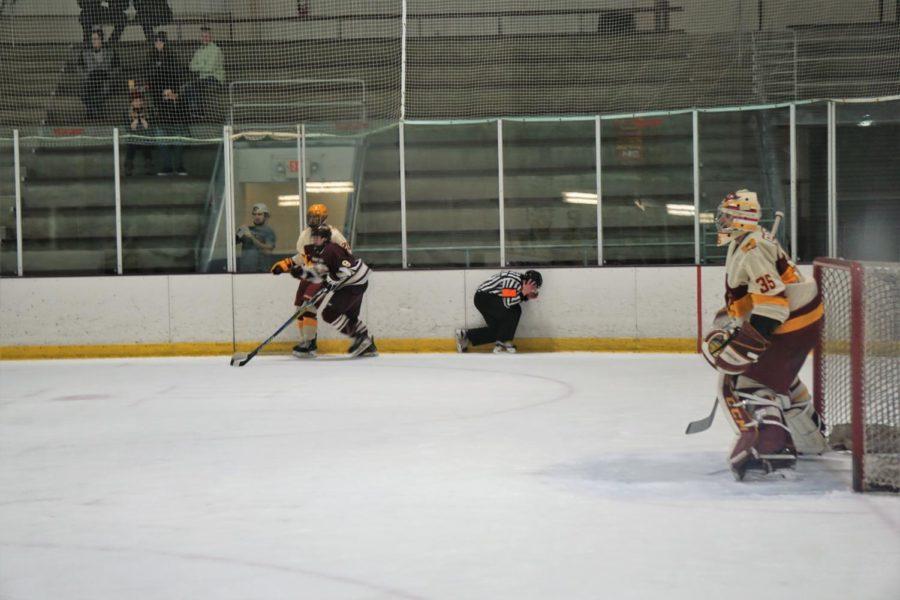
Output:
[
  {"xmin": 307, "ymin": 203, "xmax": 328, "ymax": 228},
  {"xmin": 716, "ymin": 189, "xmax": 760, "ymax": 246}
]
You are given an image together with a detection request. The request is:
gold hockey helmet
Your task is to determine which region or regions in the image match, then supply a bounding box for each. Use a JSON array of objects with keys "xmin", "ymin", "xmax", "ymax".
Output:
[{"xmin": 307, "ymin": 203, "xmax": 328, "ymax": 228}]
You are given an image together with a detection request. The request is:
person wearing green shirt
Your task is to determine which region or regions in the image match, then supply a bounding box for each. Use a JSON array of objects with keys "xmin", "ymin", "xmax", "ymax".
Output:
[{"xmin": 184, "ymin": 25, "xmax": 225, "ymax": 120}]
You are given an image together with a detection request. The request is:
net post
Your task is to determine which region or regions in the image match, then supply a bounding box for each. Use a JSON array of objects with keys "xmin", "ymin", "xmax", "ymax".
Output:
[
  {"xmin": 812, "ymin": 261, "xmax": 824, "ymax": 417},
  {"xmin": 849, "ymin": 261, "xmax": 865, "ymax": 492}
]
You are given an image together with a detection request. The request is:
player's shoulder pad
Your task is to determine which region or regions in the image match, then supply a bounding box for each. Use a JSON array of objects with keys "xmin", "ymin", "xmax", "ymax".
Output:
[{"xmin": 739, "ymin": 229, "xmax": 771, "ymax": 254}]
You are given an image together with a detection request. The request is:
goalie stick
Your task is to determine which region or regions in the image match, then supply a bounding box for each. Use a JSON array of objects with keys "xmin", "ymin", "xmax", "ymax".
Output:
[
  {"xmin": 684, "ymin": 210, "xmax": 783, "ymax": 435},
  {"xmin": 230, "ymin": 300, "xmax": 314, "ymax": 367}
]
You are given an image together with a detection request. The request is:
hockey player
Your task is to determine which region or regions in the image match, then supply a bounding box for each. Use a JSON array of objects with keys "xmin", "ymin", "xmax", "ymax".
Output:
[
  {"xmin": 455, "ymin": 270, "xmax": 542, "ymax": 354},
  {"xmin": 270, "ymin": 203, "xmax": 349, "ymax": 358},
  {"xmin": 702, "ymin": 190, "xmax": 826, "ymax": 480},
  {"xmin": 297, "ymin": 225, "xmax": 376, "ymax": 357}
]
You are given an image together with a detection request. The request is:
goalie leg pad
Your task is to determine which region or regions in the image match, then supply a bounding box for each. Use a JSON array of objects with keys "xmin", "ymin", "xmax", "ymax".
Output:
[
  {"xmin": 783, "ymin": 379, "xmax": 827, "ymax": 455},
  {"xmin": 719, "ymin": 375, "xmax": 797, "ymax": 480}
]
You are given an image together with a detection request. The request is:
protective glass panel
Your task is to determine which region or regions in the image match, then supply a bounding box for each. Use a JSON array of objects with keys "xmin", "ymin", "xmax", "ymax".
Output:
[
  {"xmin": 0, "ymin": 137, "xmax": 15, "ymax": 276},
  {"xmin": 19, "ymin": 134, "xmax": 117, "ymax": 275},
  {"xmin": 353, "ymin": 123, "xmax": 402, "ymax": 269},
  {"xmin": 303, "ymin": 128, "xmax": 363, "ymax": 260},
  {"xmin": 600, "ymin": 114, "xmax": 694, "ymax": 265},
  {"xmin": 119, "ymin": 127, "xmax": 223, "ymax": 274},
  {"xmin": 503, "ymin": 120, "xmax": 597, "ymax": 267},
  {"xmin": 405, "ymin": 123, "xmax": 500, "ymax": 268},
  {"xmin": 836, "ymin": 99, "xmax": 900, "ymax": 261},
  {"xmin": 698, "ymin": 108, "xmax": 790, "ymax": 265},
  {"xmin": 796, "ymin": 103, "xmax": 828, "ymax": 261},
  {"xmin": 232, "ymin": 131, "xmax": 302, "ymax": 274}
]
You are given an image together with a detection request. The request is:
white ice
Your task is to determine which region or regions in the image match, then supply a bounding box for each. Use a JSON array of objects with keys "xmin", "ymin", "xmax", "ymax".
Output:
[{"xmin": 1, "ymin": 353, "xmax": 898, "ymax": 600}]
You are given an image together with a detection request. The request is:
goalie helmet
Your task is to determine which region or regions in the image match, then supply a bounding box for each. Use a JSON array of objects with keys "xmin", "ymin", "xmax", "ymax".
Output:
[
  {"xmin": 716, "ymin": 189, "xmax": 760, "ymax": 246},
  {"xmin": 307, "ymin": 203, "xmax": 328, "ymax": 228}
]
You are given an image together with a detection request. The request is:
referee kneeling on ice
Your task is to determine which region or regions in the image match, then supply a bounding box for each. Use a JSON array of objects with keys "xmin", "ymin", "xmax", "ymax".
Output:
[{"xmin": 455, "ymin": 270, "xmax": 542, "ymax": 354}]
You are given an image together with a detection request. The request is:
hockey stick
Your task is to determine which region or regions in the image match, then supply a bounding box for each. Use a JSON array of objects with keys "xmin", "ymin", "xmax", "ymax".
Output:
[
  {"xmin": 230, "ymin": 301, "xmax": 312, "ymax": 367},
  {"xmin": 684, "ymin": 211, "xmax": 784, "ymax": 434}
]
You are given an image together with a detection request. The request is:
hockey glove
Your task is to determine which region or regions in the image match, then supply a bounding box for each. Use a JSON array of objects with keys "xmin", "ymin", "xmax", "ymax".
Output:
[
  {"xmin": 289, "ymin": 264, "xmax": 312, "ymax": 280},
  {"xmin": 709, "ymin": 322, "xmax": 769, "ymax": 375},
  {"xmin": 270, "ymin": 257, "xmax": 293, "ymax": 275}
]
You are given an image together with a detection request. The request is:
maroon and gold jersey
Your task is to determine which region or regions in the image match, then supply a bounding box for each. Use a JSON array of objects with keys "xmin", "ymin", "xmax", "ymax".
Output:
[{"xmin": 304, "ymin": 242, "xmax": 370, "ymax": 290}]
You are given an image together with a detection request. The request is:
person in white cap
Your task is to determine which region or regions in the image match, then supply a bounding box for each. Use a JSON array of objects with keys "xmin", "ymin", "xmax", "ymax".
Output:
[{"xmin": 236, "ymin": 202, "xmax": 276, "ymax": 272}]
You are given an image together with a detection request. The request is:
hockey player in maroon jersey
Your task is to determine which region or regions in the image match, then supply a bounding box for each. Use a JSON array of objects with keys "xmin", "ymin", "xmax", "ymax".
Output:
[
  {"xmin": 296, "ymin": 226, "xmax": 376, "ymax": 357},
  {"xmin": 702, "ymin": 190, "xmax": 826, "ymax": 480},
  {"xmin": 270, "ymin": 204, "xmax": 350, "ymax": 358}
]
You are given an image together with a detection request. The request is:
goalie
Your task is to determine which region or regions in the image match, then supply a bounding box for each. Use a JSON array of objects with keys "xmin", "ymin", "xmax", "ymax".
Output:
[{"xmin": 703, "ymin": 190, "xmax": 826, "ymax": 480}]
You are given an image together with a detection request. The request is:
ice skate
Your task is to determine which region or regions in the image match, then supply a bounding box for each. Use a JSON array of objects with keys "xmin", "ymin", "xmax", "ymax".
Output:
[
  {"xmin": 292, "ymin": 338, "xmax": 317, "ymax": 358},
  {"xmin": 455, "ymin": 329, "xmax": 469, "ymax": 353}
]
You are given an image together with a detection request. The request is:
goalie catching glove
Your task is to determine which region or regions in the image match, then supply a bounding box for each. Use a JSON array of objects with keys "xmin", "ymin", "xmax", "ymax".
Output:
[
  {"xmin": 702, "ymin": 321, "xmax": 769, "ymax": 375},
  {"xmin": 270, "ymin": 257, "xmax": 294, "ymax": 275}
]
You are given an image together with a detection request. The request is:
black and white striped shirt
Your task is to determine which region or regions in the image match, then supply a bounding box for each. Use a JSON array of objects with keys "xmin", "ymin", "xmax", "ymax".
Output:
[{"xmin": 477, "ymin": 271, "xmax": 526, "ymax": 308}]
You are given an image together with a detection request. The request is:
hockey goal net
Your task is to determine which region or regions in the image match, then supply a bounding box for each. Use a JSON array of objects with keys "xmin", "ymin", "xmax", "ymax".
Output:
[{"xmin": 813, "ymin": 258, "xmax": 900, "ymax": 492}]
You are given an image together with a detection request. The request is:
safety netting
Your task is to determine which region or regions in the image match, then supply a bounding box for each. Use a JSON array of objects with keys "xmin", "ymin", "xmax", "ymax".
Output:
[{"xmin": 1, "ymin": 0, "xmax": 898, "ymax": 139}]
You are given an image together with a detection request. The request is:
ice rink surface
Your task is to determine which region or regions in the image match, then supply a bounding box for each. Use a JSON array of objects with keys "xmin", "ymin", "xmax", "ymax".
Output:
[{"xmin": 1, "ymin": 353, "xmax": 898, "ymax": 600}]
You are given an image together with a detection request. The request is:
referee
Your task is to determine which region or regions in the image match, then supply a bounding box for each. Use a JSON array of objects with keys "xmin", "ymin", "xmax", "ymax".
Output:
[{"xmin": 455, "ymin": 270, "xmax": 542, "ymax": 354}]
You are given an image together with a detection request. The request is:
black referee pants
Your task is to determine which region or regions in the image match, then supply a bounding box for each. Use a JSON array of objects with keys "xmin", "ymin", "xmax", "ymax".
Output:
[{"xmin": 467, "ymin": 291, "xmax": 522, "ymax": 346}]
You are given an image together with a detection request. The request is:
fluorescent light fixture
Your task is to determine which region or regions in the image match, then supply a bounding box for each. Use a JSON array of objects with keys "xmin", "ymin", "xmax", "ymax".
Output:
[
  {"xmin": 666, "ymin": 203, "xmax": 695, "ymax": 217},
  {"xmin": 563, "ymin": 191, "xmax": 598, "ymax": 205},
  {"xmin": 307, "ymin": 181, "xmax": 355, "ymax": 193},
  {"xmin": 277, "ymin": 182, "xmax": 356, "ymax": 206},
  {"xmin": 857, "ymin": 114, "xmax": 873, "ymax": 127}
]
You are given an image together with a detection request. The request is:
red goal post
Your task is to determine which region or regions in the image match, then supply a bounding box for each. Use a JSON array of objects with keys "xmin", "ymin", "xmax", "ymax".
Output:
[{"xmin": 813, "ymin": 258, "xmax": 900, "ymax": 492}]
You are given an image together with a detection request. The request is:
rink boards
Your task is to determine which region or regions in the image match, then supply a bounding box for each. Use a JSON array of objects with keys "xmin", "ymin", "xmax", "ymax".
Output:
[{"xmin": 0, "ymin": 265, "xmax": 812, "ymax": 358}]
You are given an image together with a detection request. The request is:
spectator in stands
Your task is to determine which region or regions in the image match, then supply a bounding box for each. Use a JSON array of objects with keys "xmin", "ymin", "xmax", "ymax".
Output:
[
  {"xmin": 81, "ymin": 29, "xmax": 114, "ymax": 119},
  {"xmin": 237, "ymin": 203, "xmax": 277, "ymax": 273},
  {"xmin": 146, "ymin": 31, "xmax": 187, "ymax": 175},
  {"xmin": 182, "ymin": 25, "xmax": 225, "ymax": 121},
  {"xmin": 106, "ymin": 0, "xmax": 129, "ymax": 44},
  {"xmin": 78, "ymin": 0, "xmax": 104, "ymax": 45},
  {"xmin": 124, "ymin": 93, "xmax": 153, "ymax": 176},
  {"xmin": 133, "ymin": 0, "xmax": 173, "ymax": 42}
]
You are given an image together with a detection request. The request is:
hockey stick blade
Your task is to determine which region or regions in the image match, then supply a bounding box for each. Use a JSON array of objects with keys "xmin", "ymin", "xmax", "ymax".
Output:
[
  {"xmin": 685, "ymin": 397, "xmax": 718, "ymax": 434},
  {"xmin": 230, "ymin": 352, "xmax": 251, "ymax": 367},
  {"xmin": 228, "ymin": 303, "xmax": 311, "ymax": 367}
]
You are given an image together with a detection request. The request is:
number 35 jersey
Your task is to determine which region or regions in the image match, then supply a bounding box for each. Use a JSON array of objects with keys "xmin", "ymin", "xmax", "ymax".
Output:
[{"xmin": 724, "ymin": 229, "xmax": 821, "ymax": 331}]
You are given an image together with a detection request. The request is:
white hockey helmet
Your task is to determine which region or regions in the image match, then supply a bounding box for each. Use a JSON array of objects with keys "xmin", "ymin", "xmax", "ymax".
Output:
[{"xmin": 716, "ymin": 189, "xmax": 760, "ymax": 246}]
